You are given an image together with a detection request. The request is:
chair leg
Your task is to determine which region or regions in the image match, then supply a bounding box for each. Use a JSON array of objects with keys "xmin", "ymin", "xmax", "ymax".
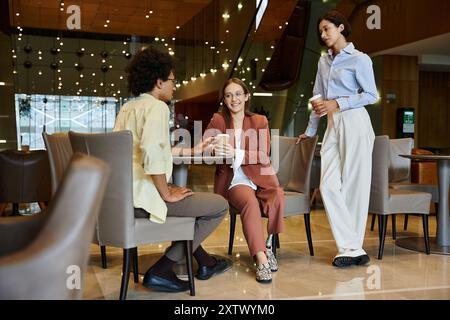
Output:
[
  {"xmin": 434, "ymin": 203, "xmax": 439, "ymax": 215},
  {"xmin": 228, "ymin": 213, "xmax": 236, "ymax": 256},
  {"xmin": 377, "ymin": 215, "xmax": 388, "ymax": 260},
  {"xmin": 132, "ymin": 247, "xmax": 139, "ymax": 283},
  {"xmin": 377, "ymin": 215, "xmax": 382, "ymax": 240},
  {"xmin": 119, "ymin": 248, "xmax": 132, "ymax": 300},
  {"xmin": 0, "ymin": 202, "xmax": 7, "ymax": 216},
  {"xmin": 275, "ymin": 234, "xmax": 280, "ymax": 249},
  {"xmin": 392, "ymin": 215, "xmax": 397, "ymax": 240},
  {"xmin": 100, "ymin": 245, "xmax": 107, "ymax": 269},
  {"xmin": 271, "ymin": 234, "xmax": 277, "ymax": 256},
  {"xmin": 403, "ymin": 214, "xmax": 409, "ymax": 230},
  {"xmin": 310, "ymin": 188, "xmax": 319, "ymax": 207},
  {"xmin": 422, "ymin": 215, "xmax": 431, "ymax": 255},
  {"xmin": 370, "ymin": 214, "xmax": 376, "ymax": 231},
  {"xmin": 436, "ymin": 208, "xmax": 439, "ymax": 226},
  {"xmin": 37, "ymin": 201, "xmax": 46, "ymax": 211},
  {"xmin": 185, "ymin": 240, "xmax": 195, "ymax": 296},
  {"xmin": 12, "ymin": 203, "xmax": 19, "ymax": 215},
  {"xmin": 304, "ymin": 213, "xmax": 314, "ymax": 256}
]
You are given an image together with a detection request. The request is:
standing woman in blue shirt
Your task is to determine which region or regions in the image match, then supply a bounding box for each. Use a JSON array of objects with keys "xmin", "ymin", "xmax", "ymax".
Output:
[{"xmin": 296, "ymin": 11, "xmax": 378, "ymax": 267}]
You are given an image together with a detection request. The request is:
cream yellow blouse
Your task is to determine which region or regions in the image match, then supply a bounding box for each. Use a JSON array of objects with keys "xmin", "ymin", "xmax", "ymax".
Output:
[{"xmin": 113, "ymin": 93, "xmax": 172, "ymax": 223}]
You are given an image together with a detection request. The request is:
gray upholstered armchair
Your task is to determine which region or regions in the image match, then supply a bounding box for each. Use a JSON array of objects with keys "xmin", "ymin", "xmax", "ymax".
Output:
[
  {"xmin": 69, "ymin": 130, "xmax": 196, "ymax": 299},
  {"xmin": 43, "ymin": 131, "xmax": 108, "ymax": 269},
  {"xmin": 228, "ymin": 135, "xmax": 318, "ymax": 257},
  {"xmin": 369, "ymin": 136, "xmax": 431, "ymax": 259},
  {"xmin": 42, "ymin": 132, "xmax": 74, "ymax": 196},
  {"xmin": 0, "ymin": 153, "xmax": 110, "ymax": 299},
  {"xmin": 0, "ymin": 149, "xmax": 51, "ymax": 216},
  {"xmin": 370, "ymin": 137, "xmax": 438, "ymax": 237}
]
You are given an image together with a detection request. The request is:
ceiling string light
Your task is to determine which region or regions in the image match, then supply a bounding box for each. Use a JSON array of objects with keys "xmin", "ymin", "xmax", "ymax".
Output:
[
  {"xmin": 191, "ymin": 15, "xmax": 196, "ymax": 81},
  {"xmin": 100, "ymin": 40, "xmax": 108, "ymax": 111},
  {"xmin": 104, "ymin": 11, "xmax": 110, "ymax": 28},
  {"xmin": 145, "ymin": 0, "xmax": 154, "ymax": 19},
  {"xmin": 200, "ymin": 10, "xmax": 206, "ymax": 78},
  {"xmin": 211, "ymin": 0, "xmax": 217, "ymax": 74}
]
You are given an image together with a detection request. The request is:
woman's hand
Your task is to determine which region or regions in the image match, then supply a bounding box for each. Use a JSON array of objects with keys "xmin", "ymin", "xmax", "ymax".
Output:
[
  {"xmin": 192, "ymin": 136, "xmax": 214, "ymax": 154},
  {"xmin": 223, "ymin": 143, "xmax": 235, "ymax": 158},
  {"xmin": 312, "ymin": 99, "xmax": 339, "ymax": 116},
  {"xmin": 295, "ymin": 133, "xmax": 310, "ymax": 144},
  {"xmin": 165, "ymin": 185, "xmax": 194, "ymax": 202},
  {"xmin": 213, "ymin": 142, "xmax": 235, "ymax": 158}
]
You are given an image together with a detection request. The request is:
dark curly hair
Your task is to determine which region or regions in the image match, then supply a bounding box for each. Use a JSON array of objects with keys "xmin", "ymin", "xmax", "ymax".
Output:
[
  {"xmin": 126, "ymin": 46, "xmax": 175, "ymax": 96},
  {"xmin": 317, "ymin": 10, "xmax": 352, "ymax": 46}
]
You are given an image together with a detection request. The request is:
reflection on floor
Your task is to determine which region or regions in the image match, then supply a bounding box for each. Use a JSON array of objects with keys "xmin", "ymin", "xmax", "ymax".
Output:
[{"xmin": 83, "ymin": 165, "xmax": 450, "ymax": 300}]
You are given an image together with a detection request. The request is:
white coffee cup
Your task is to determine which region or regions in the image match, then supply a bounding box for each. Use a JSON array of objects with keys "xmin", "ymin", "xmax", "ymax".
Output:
[
  {"xmin": 214, "ymin": 134, "xmax": 229, "ymax": 156},
  {"xmin": 309, "ymin": 94, "xmax": 326, "ymax": 117}
]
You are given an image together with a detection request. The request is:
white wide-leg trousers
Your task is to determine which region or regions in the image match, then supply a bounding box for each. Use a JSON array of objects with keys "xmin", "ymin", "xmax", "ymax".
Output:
[{"xmin": 319, "ymin": 107, "xmax": 375, "ymax": 253}]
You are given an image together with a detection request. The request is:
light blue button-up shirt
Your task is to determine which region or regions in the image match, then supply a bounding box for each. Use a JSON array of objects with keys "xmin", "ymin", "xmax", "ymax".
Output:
[{"xmin": 305, "ymin": 42, "xmax": 378, "ymax": 137}]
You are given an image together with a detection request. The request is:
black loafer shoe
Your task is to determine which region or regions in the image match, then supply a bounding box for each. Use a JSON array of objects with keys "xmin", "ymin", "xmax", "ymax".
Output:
[
  {"xmin": 196, "ymin": 257, "xmax": 232, "ymax": 280},
  {"xmin": 332, "ymin": 254, "xmax": 370, "ymax": 268},
  {"xmin": 143, "ymin": 272, "xmax": 189, "ymax": 292}
]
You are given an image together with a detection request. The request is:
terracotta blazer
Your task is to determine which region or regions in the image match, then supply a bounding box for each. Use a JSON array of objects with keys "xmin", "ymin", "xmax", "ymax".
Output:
[{"xmin": 205, "ymin": 113, "xmax": 280, "ymax": 199}]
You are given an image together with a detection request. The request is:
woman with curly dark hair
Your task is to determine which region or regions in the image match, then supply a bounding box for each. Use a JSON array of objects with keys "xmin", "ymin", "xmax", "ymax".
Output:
[{"xmin": 114, "ymin": 46, "xmax": 232, "ymax": 293}]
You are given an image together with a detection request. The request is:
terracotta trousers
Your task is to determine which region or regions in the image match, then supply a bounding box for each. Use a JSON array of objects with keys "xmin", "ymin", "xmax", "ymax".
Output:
[{"xmin": 228, "ymin": 185, "xmax": 284, "ymax": 257}]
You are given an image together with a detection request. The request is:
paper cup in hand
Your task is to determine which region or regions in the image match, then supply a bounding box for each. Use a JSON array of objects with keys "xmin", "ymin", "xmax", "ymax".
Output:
[
  {"xmin": 214, "ymin": 134, "xmax": 229, "ymax": 156},
  {"xmin": 309, "ymin": 94, "xmax": 326, "ymax": 117}
]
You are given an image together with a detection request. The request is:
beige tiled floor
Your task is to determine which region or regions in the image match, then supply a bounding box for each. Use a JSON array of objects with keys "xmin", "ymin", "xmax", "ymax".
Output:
[{"xmin": 82, "ymin": 165, "xmax": 450, "ymax": 300}]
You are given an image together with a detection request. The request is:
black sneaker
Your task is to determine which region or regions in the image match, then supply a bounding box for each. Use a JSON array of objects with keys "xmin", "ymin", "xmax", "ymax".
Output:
[{"xmin": 332, "ymin": 254, "xmax": 370, "ymax": 268}]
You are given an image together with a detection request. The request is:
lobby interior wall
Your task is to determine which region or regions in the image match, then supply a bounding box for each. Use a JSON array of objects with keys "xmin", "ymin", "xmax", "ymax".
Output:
[
  {"xmin": 378, "ymin": 55, "xmax": 420, "ymax": 144},
  {"xmin": 0, "ymin": 31, "xmax": 17, "ymax": 150},
  {"xmin": 418, "ymin": 71, "xmax": 450, "ymax": 151},
  {"xmin": 337, "ymin": 0, "xmax": 450, "ymax": 55}
]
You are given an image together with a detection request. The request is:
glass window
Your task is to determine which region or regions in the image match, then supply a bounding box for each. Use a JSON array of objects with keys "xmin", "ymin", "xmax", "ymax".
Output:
[{"xmin": 15, "ymin": 94, "xmax": 119, "ymax": 150}]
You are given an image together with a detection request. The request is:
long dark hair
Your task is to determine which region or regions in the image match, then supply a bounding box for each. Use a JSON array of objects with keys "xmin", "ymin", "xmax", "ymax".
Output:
[
  {"xmin": 317, "ymin": 10, "xmax": 352, "ymax": 46},
  {"xmin": 220, "ymin": 78, "xmax": 254, "ymax": 128}
]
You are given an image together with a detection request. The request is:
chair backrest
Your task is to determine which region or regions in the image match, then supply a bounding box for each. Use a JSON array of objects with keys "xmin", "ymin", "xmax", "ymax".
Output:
[
  {"xmin": 69, "ymin": 130, "xmax": 135, "ymax": 248},
  {"xmin": 389, "ymin": 138, "xmax": 413, "ymax": 183},
  {"xmin": 42, "ymin": 132, "xmax": 74, "ymax": 196},
  {"xmin": 273, "ymin": 135, "xmax": 318, "ymax": 194},
  {"xmin": 369, "ymin": 135, "xmax": 390, "ymax": 215},
  {"xmin": 0, "ymin": 149, "xmax": 51, "ymax": 203},
  {"xmin": 309, "ymin": 146, "xmax": 321, "ymax": 189},
  {"xmin": 0, "ymin": 153, "xmax": 110, "ymax": 299}
]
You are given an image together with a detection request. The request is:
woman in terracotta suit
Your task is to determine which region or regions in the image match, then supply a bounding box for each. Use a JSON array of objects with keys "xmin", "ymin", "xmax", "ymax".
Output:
[{"xmin": 204, "ymin": 78, "xmax": 284, "ymax": 283}]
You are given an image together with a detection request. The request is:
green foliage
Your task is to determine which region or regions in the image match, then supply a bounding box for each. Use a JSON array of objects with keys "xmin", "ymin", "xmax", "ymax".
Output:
[{"xmin": 19, "ymin": 96, "xmax": 32, "ymax": 118}]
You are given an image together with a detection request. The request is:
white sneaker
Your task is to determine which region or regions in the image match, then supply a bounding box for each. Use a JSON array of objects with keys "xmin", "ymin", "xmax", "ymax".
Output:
[
  {"xmin": 266, "ymin": 246, "xmax": 278, "ymax": 272},
  {"xmin": 256, "ymin": 263, "xmax": 272, "ymax": 283}
]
